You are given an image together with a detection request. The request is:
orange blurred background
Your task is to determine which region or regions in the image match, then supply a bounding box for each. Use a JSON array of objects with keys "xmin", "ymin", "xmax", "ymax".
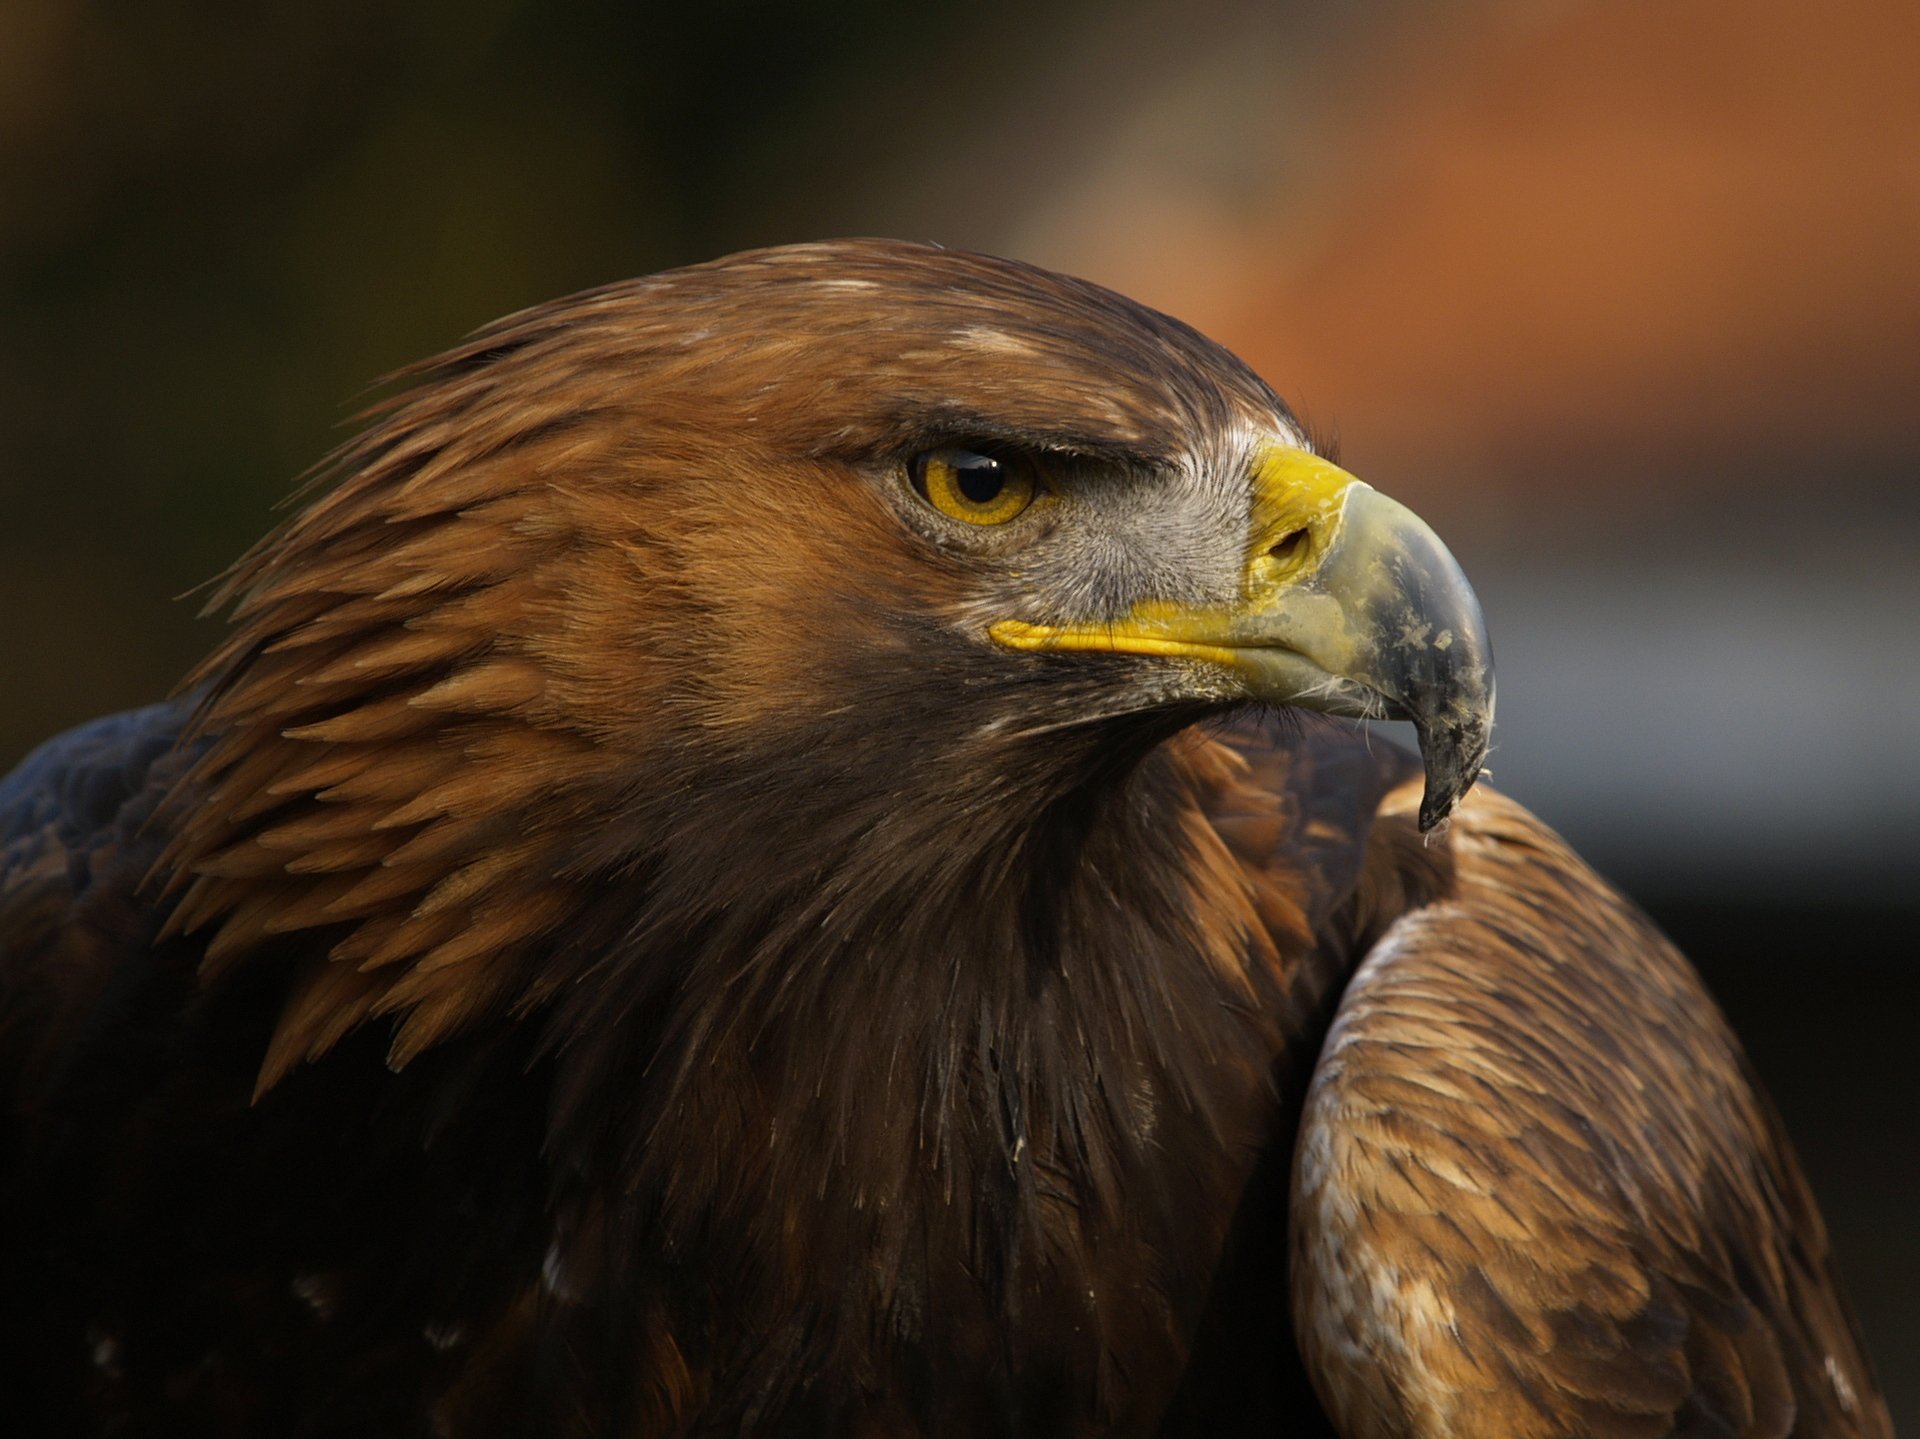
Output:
[{"xmin": 3, "ymin": 0, "xmax": 1916, "ymax": 1412}]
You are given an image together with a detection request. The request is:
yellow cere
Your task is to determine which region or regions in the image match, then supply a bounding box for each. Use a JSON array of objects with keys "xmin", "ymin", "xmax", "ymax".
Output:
[{"xmin": 1245, "ymin": 447, "xmax": 1364, "ymax": 594}]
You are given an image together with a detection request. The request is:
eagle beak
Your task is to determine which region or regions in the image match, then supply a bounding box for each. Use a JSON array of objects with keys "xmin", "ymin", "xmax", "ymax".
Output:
[{"xmin": 991, "ymin": 448, "xmax": 1495, "ymax": 831}]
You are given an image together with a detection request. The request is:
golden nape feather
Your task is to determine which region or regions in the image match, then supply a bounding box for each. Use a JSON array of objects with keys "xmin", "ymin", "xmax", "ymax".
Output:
[{"xmin": 0, "ymin": 240, "xmax": 1889, "ymax": 1436}]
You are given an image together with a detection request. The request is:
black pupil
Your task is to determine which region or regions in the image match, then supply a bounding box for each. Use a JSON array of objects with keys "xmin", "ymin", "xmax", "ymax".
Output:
[{"xmin": 954, "ymin": 455, "xmax": 1005, "ymax": 505}]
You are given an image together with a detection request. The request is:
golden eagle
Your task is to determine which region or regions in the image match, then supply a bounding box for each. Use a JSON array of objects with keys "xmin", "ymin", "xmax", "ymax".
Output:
[{"xmin": 0, "ymin": 241, "xmax": 1888, "ymax": 1436}]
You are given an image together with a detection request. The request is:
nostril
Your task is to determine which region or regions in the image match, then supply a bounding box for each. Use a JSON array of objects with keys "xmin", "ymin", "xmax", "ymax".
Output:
[{"xmin": 1266, "ymin": 528, "xmax": 1310, "ymax": 570}]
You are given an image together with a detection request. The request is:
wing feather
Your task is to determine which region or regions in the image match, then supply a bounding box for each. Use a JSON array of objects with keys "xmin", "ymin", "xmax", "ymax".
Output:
[
  {"xmin": 1290, "ymin": 783, "xmax": 1890, "ymax": 1438},
  {"xmin": 0, "ymin": 700, "xmax": 198, "ymax": 1095}
]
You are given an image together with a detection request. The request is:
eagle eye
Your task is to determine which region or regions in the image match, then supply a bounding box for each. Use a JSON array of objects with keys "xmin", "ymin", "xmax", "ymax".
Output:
[{"xmin": 909, "ymin": 447, "xmax": 1037, "ymax": 526}]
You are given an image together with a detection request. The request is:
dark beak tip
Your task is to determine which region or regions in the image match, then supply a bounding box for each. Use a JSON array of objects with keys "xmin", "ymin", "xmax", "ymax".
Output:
[
  {"xmin": 1417, "ymin": 778, "xmax": 1471, "ymax": 834},
  {"xmin": 1413, "ymin": 715, "xmax": 1492, "ymax": 833}
]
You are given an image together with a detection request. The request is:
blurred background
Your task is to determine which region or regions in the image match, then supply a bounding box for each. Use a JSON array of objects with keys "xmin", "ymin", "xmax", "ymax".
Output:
[{"xmin": 3, "ymin": 0, "xmax": 1915, "ymax": 1416}]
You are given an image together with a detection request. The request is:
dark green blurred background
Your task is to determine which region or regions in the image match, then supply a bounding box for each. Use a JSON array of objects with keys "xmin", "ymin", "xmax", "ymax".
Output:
[{"xmin": 4, "ymin": 0, "xmax": 1916, "ymax": 1420}]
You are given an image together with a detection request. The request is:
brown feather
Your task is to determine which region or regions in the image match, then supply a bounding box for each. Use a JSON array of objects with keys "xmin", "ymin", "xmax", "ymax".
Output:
[{"xmin": 1292, "ymin": 784, "xmax": 1889, "ymax": 1439}]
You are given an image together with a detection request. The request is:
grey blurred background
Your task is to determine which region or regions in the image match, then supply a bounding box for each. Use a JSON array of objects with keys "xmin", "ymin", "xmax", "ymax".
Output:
[{"xmin": 3, "ymin": 0, "xmax": 1915, "ymax": 1418}]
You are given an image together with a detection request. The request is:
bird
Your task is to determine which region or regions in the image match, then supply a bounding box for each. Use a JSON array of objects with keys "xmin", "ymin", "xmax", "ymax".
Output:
[{"xmin": 0, "ymin": 239, "xmax": 1889, "ymax": 1437}]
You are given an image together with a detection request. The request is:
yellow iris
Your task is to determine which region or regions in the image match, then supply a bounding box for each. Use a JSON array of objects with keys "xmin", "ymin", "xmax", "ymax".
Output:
[{"xmin": 912, "ymin": 448, "xmax": 1037, "ymax": 526}]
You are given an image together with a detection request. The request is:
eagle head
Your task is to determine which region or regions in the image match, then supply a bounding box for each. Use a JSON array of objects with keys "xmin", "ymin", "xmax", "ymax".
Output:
[{"xmin": 163, "ymin": 238, "xmax": 1491, "ymax": 1085}]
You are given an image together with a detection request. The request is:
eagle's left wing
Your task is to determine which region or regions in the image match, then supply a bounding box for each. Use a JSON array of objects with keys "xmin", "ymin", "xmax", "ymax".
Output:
[{"xmin": 1289, "ymin": 782, "xmax": 1890, "ymax": 1438}]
